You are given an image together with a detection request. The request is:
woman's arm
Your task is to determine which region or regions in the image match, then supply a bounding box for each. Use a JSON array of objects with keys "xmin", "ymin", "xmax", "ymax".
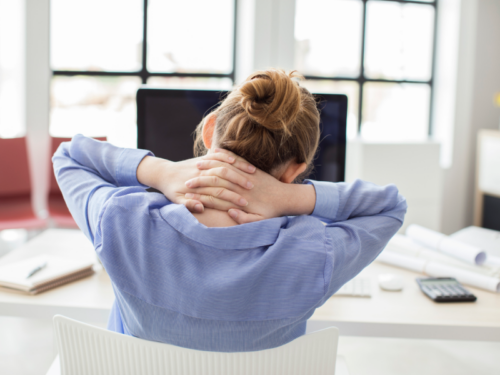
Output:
[
  {"xmin": 52, "ymin": 135, "xmax": 153, "ymax": 242},
  {"xmin": 136, "ymin": 155, "xmax": 255, "ymax": 213},
  {"xmin": 184, "ymin": 149, "xmax": 405, "ymax": 225},
  {"xmin": 186, "ymin": 155, "xmax": 407, "ymax": 301},
  {"xmin": 310, "ymin": 179, "xmax": 407, "ymax": 300},
  {"xmin": 52, "ymin": 135, "xmax": 255, "ymax": 242}
]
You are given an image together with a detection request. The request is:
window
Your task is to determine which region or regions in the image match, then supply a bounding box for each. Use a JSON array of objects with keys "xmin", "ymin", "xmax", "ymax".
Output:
[
  {"xmin": 295, "ymin": 0, "xmax": 437, "ymax": 140},
  {"xmin": 50, "ymin": 0, "xmax": 236, "ymax": 148}
]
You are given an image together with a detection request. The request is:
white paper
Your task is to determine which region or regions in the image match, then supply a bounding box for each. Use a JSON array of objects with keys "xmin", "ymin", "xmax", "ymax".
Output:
[
  {"xmin": 450, "ymin": 226, "xmax": 500, "ymax": 257},
  {"xmin": 486, "ymin": 256, "xmax": 500, "ymax": 267},
  {"xmin": 0, "ymin": 254, "xmax": 94, "ymax": 291},
  {"xmin": 406, "ymin": 224, "xmax": 487, "ymax": 265},
  {"xmin": 425, "ymin": 262, "xmax": 500, "ymax": 293},
  {"xmin": 406, "ymin": 224, "xmax": 444, "ymax": 249},
  {"xmin": 439, "ymin": 237, "xmax": 487, "ymax": 265},
  {"xmin": 376, "ymin": 251, "xmax": 427, "ymax": 273},
  {"xmin": 387, "ymin": 234, "xmax": 500, "ymax": 279},
  {"xmin": 377, "ymin": 249, "xmax": 500, "ymax": 293}
]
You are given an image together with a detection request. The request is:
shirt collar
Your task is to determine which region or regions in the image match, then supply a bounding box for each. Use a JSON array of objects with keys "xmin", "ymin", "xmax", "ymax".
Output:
[{"xmin": 159, "ymin": 204, "xmax": 287, "ymax": 249}]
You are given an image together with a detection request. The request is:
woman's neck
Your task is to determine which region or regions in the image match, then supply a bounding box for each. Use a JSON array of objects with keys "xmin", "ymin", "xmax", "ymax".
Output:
[{"xmin": 192, "ymin": 208, "xmax": 238, "ymax": 228}]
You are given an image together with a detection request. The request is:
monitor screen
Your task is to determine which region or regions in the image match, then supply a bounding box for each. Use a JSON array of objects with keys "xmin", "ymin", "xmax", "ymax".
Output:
[{"xmin": 137, "ymin": 88, "xmax": 347, "ymax": 182}]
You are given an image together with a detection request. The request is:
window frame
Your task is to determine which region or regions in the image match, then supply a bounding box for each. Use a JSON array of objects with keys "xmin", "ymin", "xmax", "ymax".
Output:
[
  {"xmin": 51, "ymin": 0, "xmax": 238, "ymax": 84},
  {"xmin": 301, "ymin": 0, "xmax": 439, "ymax": 136}
]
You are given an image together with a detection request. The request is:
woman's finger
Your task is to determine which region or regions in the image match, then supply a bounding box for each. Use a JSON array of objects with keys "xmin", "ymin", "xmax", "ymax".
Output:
[
  {"xmin": 228, "ymin": 209, "xmax": 264, "ymax": 224},
  {"xmin": 179, "ymin": 198, "xmax": 204, "ymax": 213},
  {"xmin": 202, "ymin": 152, "xmax": 236, "ymax": 165},
  {"xmin": 191, "ymin": 163, "xmax": 254, "ymax": 190},
  {"xmin": 185, "ymin": 193, "xmax": 237, "ymax": 211},
  {"xmin": 186, "ymin": 187, "xmax": 247, "ymax": 207},
  {"xmin": 185, "ymin": 176, "xmax": 241, "ymax": 192},
  {"xmin": 206, "ymin": 150, "xmax": 256, "ymax": 174}
]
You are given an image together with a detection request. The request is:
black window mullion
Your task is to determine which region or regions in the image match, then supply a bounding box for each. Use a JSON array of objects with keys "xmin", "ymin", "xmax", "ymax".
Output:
[
  {"xmin": 358, "ymin": 0, "xmax": 368, "ymax": 134},
  {"xmin": 141, "ymin": 0, "xmax": 149, "ymax": 84},
  {"xmin": 303, "ymin": 75, "xmax": 431, "ymax": 86},
  {"xmin": 428, "ymin": 0, "xmax": 439, "ymax": 136},
  {"xmin": 301, "ymin": 0, "xmax": 437, "ymax": 136},
  {"xmin": 230, "ymin": 0, "xmax": 238, "ymax": 82},
  {"xmin": 376, "ymin": 0, "xmax": 435, "ymax": 4},
  {"xmin": 52, "ymin": 0, "xmax": 237, "ymax": 85},
  {"xmin": 51, "ymin": 71, "xmax": 234, "ymax": 79}
]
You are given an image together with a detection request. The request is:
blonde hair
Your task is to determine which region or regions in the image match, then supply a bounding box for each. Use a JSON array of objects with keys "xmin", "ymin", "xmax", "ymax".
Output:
[{"xmin": 194, "ymin": 69, "xmax": 320, "ymax": 178}]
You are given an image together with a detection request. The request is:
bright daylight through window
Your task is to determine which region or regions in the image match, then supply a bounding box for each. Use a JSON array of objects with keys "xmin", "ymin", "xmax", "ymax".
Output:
[
  {"xmin": 48, "ymin": 0, "xmax": 437, "ymax": 146},
  {"xmin": 50, "ymin": 0, "xmax": 235, "ymax": 148},
  {"xmin": 295, "ymin": 0, "xmax": 436, "ymax": 141}
]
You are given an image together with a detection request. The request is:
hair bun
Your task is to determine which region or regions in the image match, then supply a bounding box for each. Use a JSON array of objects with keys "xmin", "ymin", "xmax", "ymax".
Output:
[{"xmin": 240, "ymin": 69, "xmax": 302, "ymax": 133}]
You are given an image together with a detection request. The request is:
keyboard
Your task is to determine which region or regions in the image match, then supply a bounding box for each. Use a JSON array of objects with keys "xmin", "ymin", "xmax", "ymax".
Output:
[{"xmin": 332, "ymin": 277, "xmax": 372, "ymax": 298}]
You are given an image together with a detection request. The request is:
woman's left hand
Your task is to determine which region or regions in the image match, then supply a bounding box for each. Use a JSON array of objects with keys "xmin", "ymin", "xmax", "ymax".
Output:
[
  {"xmin": 137, "ymin": 151, "xmax": 256, "ymax": 213},
  {"xmin": 184, "ymin": 149, "xmax": 316, "ymax": 223}
]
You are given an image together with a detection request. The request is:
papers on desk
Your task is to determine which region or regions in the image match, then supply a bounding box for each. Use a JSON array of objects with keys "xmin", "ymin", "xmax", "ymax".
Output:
[
  {"xmin": 406, "ymin": 225, "xmax": 487, "ymax": 265},
  {"xmin": 0, "ymin": 254, "xmax": 95, "ymax": 294},
  {"xmin": 378, "ymin": 225, "xmax": 500, "ymax": 293}
]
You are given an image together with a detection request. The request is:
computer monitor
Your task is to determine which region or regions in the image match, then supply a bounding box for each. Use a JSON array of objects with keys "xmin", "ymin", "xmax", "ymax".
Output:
[{"xmin": 137, "ymin": 88, "xmax": 347, "ymax": 182}]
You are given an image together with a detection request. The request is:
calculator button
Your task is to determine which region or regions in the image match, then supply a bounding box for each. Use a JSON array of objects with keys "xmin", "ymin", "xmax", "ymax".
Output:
[
  {"xmin": 445, "ymin": 288, "xmax": 455, "ymax": 295},
  {"xmin": 437, "ymin": 288, "xmax": 449, "ymax": 296},
  {"xmin": 427, "ymin": 291, "xmax": 437, "ymax": 299}
]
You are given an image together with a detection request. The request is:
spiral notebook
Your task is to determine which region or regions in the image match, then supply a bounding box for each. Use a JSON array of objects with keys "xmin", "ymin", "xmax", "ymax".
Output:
[{"xmin": 0, "ymin": 254, "xmax": 95, "ymax": 295}]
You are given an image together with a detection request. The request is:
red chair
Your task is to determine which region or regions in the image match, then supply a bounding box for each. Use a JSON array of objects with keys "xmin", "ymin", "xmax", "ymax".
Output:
[
  {"xmin": 0, "ymin": 137, "xmax": 47, "ymax": 230},
  {"xmin": 49, "ymin": 137, "xmax": 106, "ymax": 228}
]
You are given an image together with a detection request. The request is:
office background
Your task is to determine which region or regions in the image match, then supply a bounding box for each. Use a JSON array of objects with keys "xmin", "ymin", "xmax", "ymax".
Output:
[
  {"xmin": 1, "ymin": 0, "xmax": 499, "ymax": 237},
  {"xmin": 0, "ymin": 0, "xmax": 499, "ymax": 374}
]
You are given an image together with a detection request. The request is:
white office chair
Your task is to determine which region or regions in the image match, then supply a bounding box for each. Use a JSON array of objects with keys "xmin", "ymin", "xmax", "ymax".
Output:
[{"xmin": 47, "ymin": 315, "xmax": 349, "ymax": 375}]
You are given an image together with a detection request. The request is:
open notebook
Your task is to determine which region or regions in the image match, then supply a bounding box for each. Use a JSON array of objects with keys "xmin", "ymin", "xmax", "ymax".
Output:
[{"xmin": 0, "ymin": 254, "xmax": 95, "ymax": 294}]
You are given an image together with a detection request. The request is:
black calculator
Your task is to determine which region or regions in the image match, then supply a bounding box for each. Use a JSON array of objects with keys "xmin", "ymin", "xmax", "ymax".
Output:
[{"xmin": 416, "ymin": 277, "xmax": 477, "ymax": 303}]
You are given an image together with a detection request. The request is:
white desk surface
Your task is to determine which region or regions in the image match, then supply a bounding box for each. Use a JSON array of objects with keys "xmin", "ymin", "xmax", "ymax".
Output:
[{"xmin": 1, "ymin": 229, "xmax": 499, "ymax": 341}]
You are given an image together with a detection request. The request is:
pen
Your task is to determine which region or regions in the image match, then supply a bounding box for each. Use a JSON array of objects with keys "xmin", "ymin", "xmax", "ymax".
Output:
[{"xmin": 26, "ymin": 261, "xmax": 48, "ymax": 279}]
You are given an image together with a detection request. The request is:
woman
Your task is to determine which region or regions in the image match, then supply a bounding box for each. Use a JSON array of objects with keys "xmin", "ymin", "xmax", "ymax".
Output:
[{"xmin": 53, "ymin": 69, "xmax": 407, "ymax": 352}]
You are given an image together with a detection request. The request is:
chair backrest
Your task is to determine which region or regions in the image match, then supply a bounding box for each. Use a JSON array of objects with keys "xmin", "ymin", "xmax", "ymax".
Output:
[
  {"xmin": 0, "ymin": 137, "xmax": 31, "ymax": 197},
  {"xmin": 53, "ymin": 315, "xmax": 339, "ymax": 375}
]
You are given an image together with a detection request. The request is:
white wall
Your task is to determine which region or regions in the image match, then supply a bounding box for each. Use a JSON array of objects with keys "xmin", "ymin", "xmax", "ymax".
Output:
[
  {"xmin": 236, "ymin": 0, "xmax": 296, "ymax": 82},
  {"xmin": 25, "ymin": 0, "xmax": 51, "ymax": 218},
  {"xmin": 440, "ymin": 0, "xmax": 500, "ymax": 234},
  {"xmin": 346, "ymin": 140, "xmax": 442, "ymax": 233}
]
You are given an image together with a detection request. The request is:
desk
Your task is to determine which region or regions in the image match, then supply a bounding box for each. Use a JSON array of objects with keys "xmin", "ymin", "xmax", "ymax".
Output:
[
  {"xmin": 0, "ymin": 230, "xmax": 113, "ymax": 323},
  {"xmin": 1, "ymin": 229, "xmax": 499, "ymax": 341},
  {"xmin": 309, "ymin": 262, "xmax": 500, "ymax": 342}
]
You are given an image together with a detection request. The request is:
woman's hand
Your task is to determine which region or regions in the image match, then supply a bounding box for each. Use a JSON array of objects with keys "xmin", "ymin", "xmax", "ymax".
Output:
[
  {"xmin": 184, "ymin": 149, "xmax": 317, "ymax": 223},
  {"xmin": 136, "ymin": 152, "xmax": 256, "ymax": 213}
]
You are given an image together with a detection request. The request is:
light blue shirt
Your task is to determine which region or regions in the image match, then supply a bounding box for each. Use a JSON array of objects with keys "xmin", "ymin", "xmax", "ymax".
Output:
[{"xmin": 53, "ymin": 135, "xmax": 407, "ymax": 352}]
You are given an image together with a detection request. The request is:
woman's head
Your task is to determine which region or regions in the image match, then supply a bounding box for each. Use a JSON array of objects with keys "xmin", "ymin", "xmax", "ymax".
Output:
[{"xmin": 194, "ymin": 69, "xmax": 320, "ymax": 182}]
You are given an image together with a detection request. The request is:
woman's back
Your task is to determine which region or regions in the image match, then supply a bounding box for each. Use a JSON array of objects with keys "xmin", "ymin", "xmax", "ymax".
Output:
[
  {"xmin": 99, "ymin": 190, "xmax": 330, "ymax": 351},
  {"xmin": 52, "ymin": 69, "xmax": 407, "ymax": 352}
]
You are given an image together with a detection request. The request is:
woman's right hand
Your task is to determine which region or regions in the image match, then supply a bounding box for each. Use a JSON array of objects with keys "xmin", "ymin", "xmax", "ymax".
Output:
[
  {"xmin": 137, "ymin": 152, "xmax": 256, "ymax": 213},
  {"xmin": 184, "ymin": 149, "xmax": 317, "ymax": 224}
]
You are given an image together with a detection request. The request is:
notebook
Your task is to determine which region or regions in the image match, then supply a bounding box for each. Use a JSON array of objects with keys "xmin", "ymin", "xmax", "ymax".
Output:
[{"xmin": 0, "ymin": 254, "xmax": 95, "ymax": 294}]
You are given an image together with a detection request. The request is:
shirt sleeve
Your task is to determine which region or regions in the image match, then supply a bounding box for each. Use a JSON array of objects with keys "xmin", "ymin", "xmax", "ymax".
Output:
[
  {"xmin": 51, "ymin": 134, "xmax": 153, "ymax": 244},
  {"xmin": 306, "ymin": 179, "xmax": 407, "ymax": 301}
]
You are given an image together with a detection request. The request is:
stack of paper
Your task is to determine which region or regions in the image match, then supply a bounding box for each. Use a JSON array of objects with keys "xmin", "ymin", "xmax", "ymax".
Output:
[
  {"xmin": 377, "ymin": 225, "xmax": 500, "ymax": 293},
  {"xmin": 0, "ymin": 254, "xmax": 95, "ymax": 295}
]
